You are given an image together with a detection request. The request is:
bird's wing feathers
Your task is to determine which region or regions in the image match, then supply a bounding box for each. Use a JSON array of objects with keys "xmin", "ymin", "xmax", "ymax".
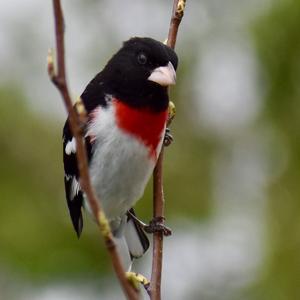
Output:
[
  {"xmin": 125, "ymin": 209, "xmax": 150, "ymax": 258},
  {"xmin": 62, "ymin": 76, "xmax": 106, "ymax": 237},
  {"xmin": 63, "ymin": 119, "xmax": 93, "ymax": 237}
]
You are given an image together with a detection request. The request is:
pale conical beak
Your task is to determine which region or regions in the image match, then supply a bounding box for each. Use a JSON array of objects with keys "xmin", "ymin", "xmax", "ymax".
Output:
[{"xmin": 147, "ymin": 61, "xmax": 176, "ymax": 86}]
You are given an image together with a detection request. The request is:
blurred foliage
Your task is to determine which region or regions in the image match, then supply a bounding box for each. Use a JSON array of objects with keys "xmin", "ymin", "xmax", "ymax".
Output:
[{"xmin": 248, "ymin": 1, "xmax": 300, "ymax": 299}]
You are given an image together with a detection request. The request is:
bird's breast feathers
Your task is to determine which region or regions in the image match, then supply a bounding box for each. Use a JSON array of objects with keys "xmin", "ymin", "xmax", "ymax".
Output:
[{"xmin": 85, "ymin": 97, "xmax": 168, "ymax": 219}]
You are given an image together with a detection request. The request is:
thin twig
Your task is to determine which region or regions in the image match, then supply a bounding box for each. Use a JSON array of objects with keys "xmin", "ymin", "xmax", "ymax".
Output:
[
  {"xmin": 48, "ymin": 1, "xmax": 139, "ymax": 299},
  {"xmin": 150, "ymin": 1, "xmax": 186, "ymax": 300},
  {"xmin": 167, "ymin": 0, "xmax": 186, "ymax": 49}
]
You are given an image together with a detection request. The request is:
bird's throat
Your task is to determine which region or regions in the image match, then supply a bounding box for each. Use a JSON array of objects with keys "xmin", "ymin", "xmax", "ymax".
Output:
[{"xmin": 114, "ymin": 99, "xmax": 168, "ymax": 159}]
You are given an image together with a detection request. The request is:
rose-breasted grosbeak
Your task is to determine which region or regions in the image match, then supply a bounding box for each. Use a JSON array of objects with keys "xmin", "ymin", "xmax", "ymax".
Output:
[{"xmin": 63, "ymin": 37, "xmax": 178, "ymax": 267}]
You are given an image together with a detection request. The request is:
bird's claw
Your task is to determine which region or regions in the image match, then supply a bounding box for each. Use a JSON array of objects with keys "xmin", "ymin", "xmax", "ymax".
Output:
[
  {"xmin": 164, "ymin": 128, "xmax": 173, "ymax": 147},
  {"xmin": 127, "ymin": 211, "xmax": 172, "ymax": 236},
  {"xmin": 144, "ymin": 216, "xmax": 172, "ymax": 236}
]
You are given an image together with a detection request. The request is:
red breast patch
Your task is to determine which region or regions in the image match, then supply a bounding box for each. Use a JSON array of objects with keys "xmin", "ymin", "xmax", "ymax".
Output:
[{"xmin": 114, "ymin": 99, "xmax": 168, "ymax": 159}]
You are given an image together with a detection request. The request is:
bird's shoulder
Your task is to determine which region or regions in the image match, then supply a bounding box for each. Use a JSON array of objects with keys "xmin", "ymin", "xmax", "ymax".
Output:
[{"xmin": 80, "ymin": 71, "xmax": 110, "ymax": 113}]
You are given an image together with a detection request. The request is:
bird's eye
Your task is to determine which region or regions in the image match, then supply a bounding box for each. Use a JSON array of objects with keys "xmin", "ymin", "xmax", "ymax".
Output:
[{"xmin": 137, "ymin": 53, "xmax": 147, "ymax": 65}]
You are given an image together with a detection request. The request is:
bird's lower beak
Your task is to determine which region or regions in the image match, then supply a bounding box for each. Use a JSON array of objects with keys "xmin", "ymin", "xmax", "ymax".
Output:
[{"xmin": 147, "ymin": 61, "xmax": 176, "ymax": 86}]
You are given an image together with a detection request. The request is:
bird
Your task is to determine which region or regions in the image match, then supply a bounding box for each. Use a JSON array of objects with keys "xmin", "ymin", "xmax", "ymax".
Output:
[{"xmin": 62, "ymin": 37, "xmax": 178, "ymax": 268}]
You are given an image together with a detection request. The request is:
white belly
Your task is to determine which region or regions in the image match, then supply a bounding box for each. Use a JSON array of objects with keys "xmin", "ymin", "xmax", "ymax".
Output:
[{"xmin": 86, "ymin": 104, "xmax": 160, "ymax": 220}]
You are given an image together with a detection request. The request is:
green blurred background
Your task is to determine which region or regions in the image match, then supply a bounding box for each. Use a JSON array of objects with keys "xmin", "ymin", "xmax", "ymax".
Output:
[{"xmin": 1, "ymin": 0, "xmax": 300, "ymax": 299}]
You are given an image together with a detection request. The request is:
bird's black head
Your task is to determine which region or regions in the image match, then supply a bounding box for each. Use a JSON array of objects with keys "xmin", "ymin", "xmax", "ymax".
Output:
[{"xmin": 100, "ymin": 37, "xmax": 178, "ymax": 111}]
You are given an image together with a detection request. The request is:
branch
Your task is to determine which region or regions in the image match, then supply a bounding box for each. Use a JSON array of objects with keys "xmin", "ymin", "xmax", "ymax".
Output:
[
  {"xmin": 150, "ymin": 1, "xmax": 186, "ymax": 300},
  {"xmin": 48, "ymin": 1, "xmax": 139, "ymax": 299}
]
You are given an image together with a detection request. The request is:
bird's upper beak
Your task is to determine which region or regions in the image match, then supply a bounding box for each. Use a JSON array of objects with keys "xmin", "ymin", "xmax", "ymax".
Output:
[{"xmin": 147, "ymin": 61, "xmax": 176, "ymax": 86}]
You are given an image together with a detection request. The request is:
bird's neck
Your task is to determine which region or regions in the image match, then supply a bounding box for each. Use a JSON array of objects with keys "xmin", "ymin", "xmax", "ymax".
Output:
[{"xmin": 105, "ymin": 79, "xmax": 169, "ymax": 112}]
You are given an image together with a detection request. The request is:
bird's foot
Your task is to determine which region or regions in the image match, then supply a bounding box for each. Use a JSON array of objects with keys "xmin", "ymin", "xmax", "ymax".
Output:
[
  {"xmin": 144, "ymin": 216, "xmax": 172, "ymax": 236},
  {"xmin": 164, "ymin": 127, "xmax": 174, "ymax": 147},
  {"xmin": 127, "ymin": 211, "xmax": 172, "ymax": 237}
]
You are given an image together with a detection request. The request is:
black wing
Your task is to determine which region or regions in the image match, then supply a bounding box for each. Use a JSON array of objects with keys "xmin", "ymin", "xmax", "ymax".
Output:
[
  {"xmin": 62, "ymin": 70, "xmax": 109, "ymax": 237},
  {"xmin": 63, "ymin": 121, "xmax": 88, "ymax": 237}
]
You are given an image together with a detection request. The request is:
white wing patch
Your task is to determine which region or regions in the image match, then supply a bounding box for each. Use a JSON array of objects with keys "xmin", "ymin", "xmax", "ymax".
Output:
[
  {"xmin": 70, "ymin": 176, "xmax": 81, "ymax": 200},
  {"xmin": 124, "ymin": 218, "xmax": 145, "ymax": 258},
  {"xmin": 65, "ymin": 174, "xmax": 72, "ymax": 181},
  {"xmin": 65, "ymin": 137, "xmax": 76, "ymax": 155}
]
